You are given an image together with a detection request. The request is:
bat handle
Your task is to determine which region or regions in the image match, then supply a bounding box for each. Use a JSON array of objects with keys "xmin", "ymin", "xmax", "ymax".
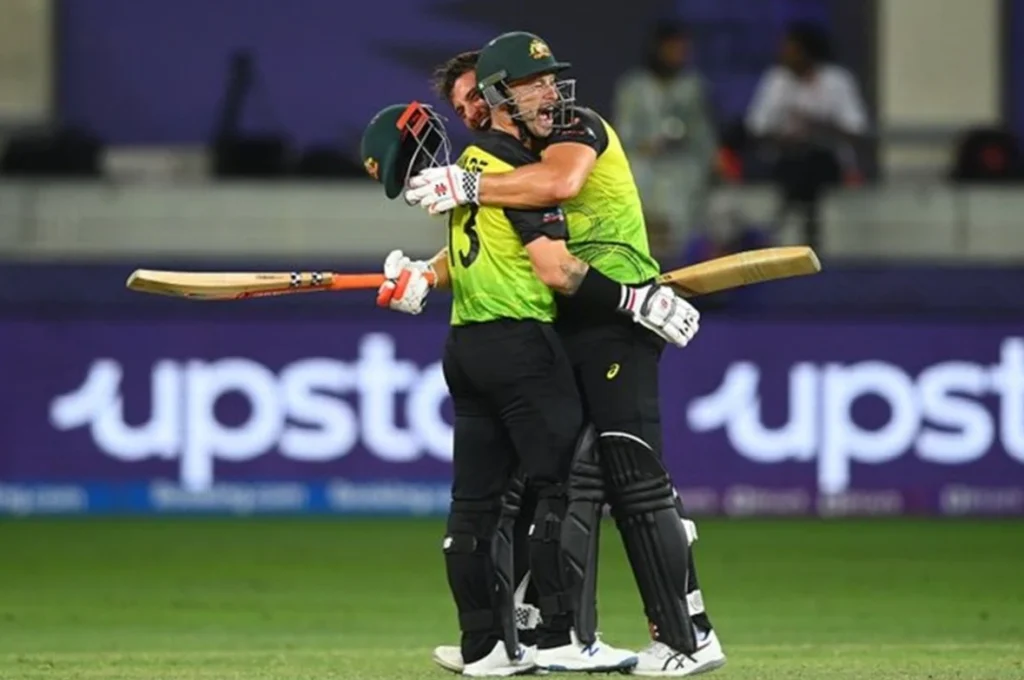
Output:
[{"xmin": 326, "ymin": 270, "xmax": 438, "ymax": 291}]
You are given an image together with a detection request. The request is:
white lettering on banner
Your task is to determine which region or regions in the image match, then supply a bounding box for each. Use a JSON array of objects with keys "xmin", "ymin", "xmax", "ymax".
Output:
[
  {"xmin": 940, "ymin": 486, "xmax": 1024, "ymax": 515},
  {"xmin": 723, "ymin": 486, "xmax": 812, "ymax": 516},
  {"xmin": 817, "ymin": 490, "xmax": 905, "ymax": 517},
  {"xmin": 326, "ymin": 480, "xmax": 450, "ymax": 515},
  {"xmin": 688, "ymin": 337, "xmax": 1024, "ymax": 494},
  {"xmin": 48, "ymin": 333, "xmax": 452, "ymax": 492},
  {"xmin": 149, "ymin": 481, "xmax": 310, "ymax": 514},
  {"xmin": 0, "ymin": 485, "xmax": 89, "ymax": 515}
]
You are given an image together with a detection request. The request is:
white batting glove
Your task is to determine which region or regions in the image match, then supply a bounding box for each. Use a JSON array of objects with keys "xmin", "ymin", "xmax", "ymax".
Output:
[
  {"xmin": 376, "ymin": 249, "xmax": 434, "ymax": 315},
  {"xmin": 620, "ymin": 284, "xmax": 700, "ymax": 348},
  {"xmin": 404, "ymin": 165, "xmax": 480, "ymax": 215}
]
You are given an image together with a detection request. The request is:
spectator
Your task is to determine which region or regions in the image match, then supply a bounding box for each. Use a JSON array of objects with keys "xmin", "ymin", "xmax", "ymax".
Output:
[
  {"xmin": 745, "ymin": 22, "xmax": 868, "ymax": 251},
  {"xmin": 613, "ymin": 19, "xmax": 718, "ymax": 257}
]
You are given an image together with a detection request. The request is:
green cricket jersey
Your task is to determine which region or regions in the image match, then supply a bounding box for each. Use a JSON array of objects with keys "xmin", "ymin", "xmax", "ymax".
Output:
[
  {"xmin": 447, "ymin": 132, "xmax": 568, "ymax": 326},
  {"xmin": 543, "ymin": 106, "xmax": 661, "ymax": 285}
]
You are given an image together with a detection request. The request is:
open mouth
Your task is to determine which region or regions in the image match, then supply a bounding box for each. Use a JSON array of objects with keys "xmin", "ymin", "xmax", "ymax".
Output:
[{"xmin": 537, "ymin": 105, "xmax": 555, "ymax": 125}]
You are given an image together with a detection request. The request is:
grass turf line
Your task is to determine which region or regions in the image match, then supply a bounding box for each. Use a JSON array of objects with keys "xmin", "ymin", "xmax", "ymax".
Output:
[{"xmin": 0, "ymin": 518, "xmax": 1021, "ymax": 679}]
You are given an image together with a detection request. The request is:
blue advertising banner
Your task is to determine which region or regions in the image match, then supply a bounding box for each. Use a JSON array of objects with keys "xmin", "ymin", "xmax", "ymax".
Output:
[{"xmin": 2, "ymin": 315, "xmax": 1022, "ymax": 516}]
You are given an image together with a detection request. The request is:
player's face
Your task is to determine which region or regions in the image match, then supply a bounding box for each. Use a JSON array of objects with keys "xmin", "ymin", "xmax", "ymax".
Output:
[
  {"xmin": 449, "ymin": 71, "xmax": 489, "ymax": 130},
  {"xmin": 508, "ymin": 73, "xmax": 560, "ymax": 138}
]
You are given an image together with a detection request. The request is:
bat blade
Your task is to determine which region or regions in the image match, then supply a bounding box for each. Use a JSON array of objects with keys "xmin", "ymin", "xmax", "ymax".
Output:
[
  {"xmin": 125, "ymin": 269, "xmax": 386, "ymax": 300},
  {"xmin": 656, "ymin": 246, "xmax": 821, "ymax": 297}
]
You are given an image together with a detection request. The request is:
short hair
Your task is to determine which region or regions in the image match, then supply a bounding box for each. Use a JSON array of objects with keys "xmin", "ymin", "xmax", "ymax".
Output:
[
  {"xmin": 431, "ymin": 50, "xmax": 480, "ymax": 102},
  {"xmin": 786, "ymin": 21, "xmax": 833, "ymax": 63},
  {"xmin": 653, "ymin": 18, "xmax": 689, "ymax": 43}
]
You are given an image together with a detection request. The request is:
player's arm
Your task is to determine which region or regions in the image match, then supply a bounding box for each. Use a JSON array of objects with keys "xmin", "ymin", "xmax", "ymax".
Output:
[
  {"xmin": 510, "ymin": 207, "xmax": 699, "ymax": 348},
  {"xmin": 427, "ymin": 247, "xmax": 450, "ymax": 289},
  {"xmin": 524, "ymin": 236, "xmax": 593, "ymax": 295},
  {"xmin": 406, "ymin": 109, "xmax": 610, "ymax": 212},
  {"xmin": 478, "ymin": 110, "xmax": 609, "ymax": 207},
  {"xmin": 502, "ymin": 205, "xmax": 588, "ymax": 292},
  {"xmin": 475, "ymin": 143, "xmax": 596, "ymax": 207}
]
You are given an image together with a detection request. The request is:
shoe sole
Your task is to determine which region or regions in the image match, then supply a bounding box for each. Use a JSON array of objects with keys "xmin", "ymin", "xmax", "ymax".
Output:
[
  {"xmin": 433, "ymin": 659, "xmax": 463, "ymax": 674},
  {"xmin": 540, "ymin": 656, "xmax": 639, "ymax": 674},
  {"xmin": 463, "ymin": 665, "xmax": 541, "ymax": 677},
  {"xmin": 632, "ymin": 655, "xmax": 726, "ymax": 677},
  {"xmin": 436, "ymin": 661, "xmax": 551, "ymax": 676},
  {"xmin": 434, "ymin": 655, "xmax": 551, "ymax": 676}
]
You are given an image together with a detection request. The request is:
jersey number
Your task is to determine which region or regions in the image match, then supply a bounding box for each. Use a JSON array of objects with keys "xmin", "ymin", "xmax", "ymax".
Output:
[{"xmin": 451, "ymin": 204, "xmax": 481, "ymax": 268}]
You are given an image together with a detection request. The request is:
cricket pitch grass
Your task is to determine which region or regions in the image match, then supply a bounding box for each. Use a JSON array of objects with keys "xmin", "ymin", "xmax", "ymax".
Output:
[{"xmin": 1, "ymin": 518, "xmax": 1021, "ymax": 679}]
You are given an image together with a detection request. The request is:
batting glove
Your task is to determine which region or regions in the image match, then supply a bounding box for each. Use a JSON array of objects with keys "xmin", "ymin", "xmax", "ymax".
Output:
[
  {"xmin": 376, "ymin": 249, "xmax": 435, "ymax": 315},
  {"xmin": 620, "ymin": 284, "xmax": 700, "ymax": 348},
  {"xmin": 404, "ymin": 165, "xmax": 480, "ymax": 215}
]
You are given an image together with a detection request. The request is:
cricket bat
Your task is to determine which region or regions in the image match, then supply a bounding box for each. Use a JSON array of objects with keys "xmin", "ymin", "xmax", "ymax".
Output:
[
  {"xmin": 125, "ymin": 269, "xmax": 398, "ymax": 300},
  {"xmin": 656, "ymin": 246, "xmax": 820, "ymax": 297},
  {"xmin": 125, "ymin": 246, "xmax": 819, "ymax": 301}
]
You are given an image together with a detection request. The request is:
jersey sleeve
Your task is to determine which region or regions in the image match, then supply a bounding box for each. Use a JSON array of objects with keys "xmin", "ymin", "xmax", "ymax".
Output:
[
  {"xmin": 545, "ymin": 107, "xmax": 610, "ymax": 155},
  {"xmin": 469, "ymin": 131, "xmax": 541, "ymax": 167},
  {"xmin": 504, "ymin": 206, "xmax": 567, "ymax": 245},
  {"xmin": 470, "ymin": 131, "xmax": 567, "ymax": 245}
]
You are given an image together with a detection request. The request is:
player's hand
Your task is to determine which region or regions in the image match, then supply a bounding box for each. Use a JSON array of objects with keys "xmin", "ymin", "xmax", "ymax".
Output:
[
  {"xmin": 376, "ymin": 249, "xmax": 434, "ymax": 315},
  {"xmin": 404, "ymin": 165, "xmax": 480, "ymax": 215},
  {"xmin": 621, "ymin": 284, "xmax": 700, "ymax": 348}
]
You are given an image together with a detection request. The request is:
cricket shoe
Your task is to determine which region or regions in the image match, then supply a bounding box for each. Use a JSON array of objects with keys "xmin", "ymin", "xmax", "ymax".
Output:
[
  {"xmin": 535, "ymin": 630, "xmax": 638, "ymax": 673},
  {"xmin": 432, "ymin": 645, "xmax": 465, "ymax": 674},
  {"xmin": 632, "ymin": 629, "xmax": 726, "ymax": 676},
  {"xmin": 432, "ymin": 645, "xmax": 548, "ymax": 676},
  {"xmin": 461, "ymin": 641, "xmax": 540, "ymax": 677}
]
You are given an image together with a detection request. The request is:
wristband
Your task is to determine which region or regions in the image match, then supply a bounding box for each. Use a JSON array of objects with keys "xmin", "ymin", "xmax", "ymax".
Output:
[
  {"xmin": 574, "ymin": 267, "xmax": 628, "ymax": 312},
  {"xmin": 466, "ymin": 170, "xmax": 481, "ymax": 205}
]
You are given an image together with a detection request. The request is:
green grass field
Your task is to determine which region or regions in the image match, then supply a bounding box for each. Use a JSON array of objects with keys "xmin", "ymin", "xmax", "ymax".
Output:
[{"xmin": 1, "ymin": 518, "xmax": 1021, "ymax": 679}]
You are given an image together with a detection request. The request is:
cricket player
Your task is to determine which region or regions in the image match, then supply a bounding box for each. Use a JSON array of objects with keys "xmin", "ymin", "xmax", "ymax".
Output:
[
  {"xmin": 361, "ymin": 97, "xmax": 697, "ymax": 675},
  {"xmin": 392, "ymin": 32, "xmax": 726, "ymax": 676}
]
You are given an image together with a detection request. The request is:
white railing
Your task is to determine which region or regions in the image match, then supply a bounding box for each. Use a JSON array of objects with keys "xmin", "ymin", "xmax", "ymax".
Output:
[{"xmin": 1, "ymin": 179, "xmax": 1022, "ymax": 261}]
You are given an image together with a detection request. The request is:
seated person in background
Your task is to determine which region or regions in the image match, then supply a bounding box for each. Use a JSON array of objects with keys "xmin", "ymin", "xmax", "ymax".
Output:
[{"xmin": 745, "ymin": 21, "xmax": 868, "ymax": 251}]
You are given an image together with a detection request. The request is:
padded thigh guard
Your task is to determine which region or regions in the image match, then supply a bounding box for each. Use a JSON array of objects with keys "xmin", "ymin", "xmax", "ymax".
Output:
[
  {"xmin": 601, "ymin": 433, "xmax": 698, "ymax": 654},
  {"xmin": 493, "ymin": 473, "xmax": 525, "ymax": 659},
  {"xmin": 560, "ymin": 424, "xmax": 604, "ymax": 646}
]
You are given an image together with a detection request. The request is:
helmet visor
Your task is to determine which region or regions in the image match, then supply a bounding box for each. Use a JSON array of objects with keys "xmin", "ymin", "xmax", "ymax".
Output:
[
  {"xmin": 480, "ymin": 73, "xmax": 577, "ymax": 132},
  {"xmin": 395, "ymin": 101, "xmax": 452, "ymax": 188}
]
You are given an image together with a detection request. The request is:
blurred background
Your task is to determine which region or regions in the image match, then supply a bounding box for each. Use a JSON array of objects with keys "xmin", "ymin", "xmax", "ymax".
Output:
[
  {"xmin": 1, "ymin": 0, "xmax": 1022, "ymax": 520},
  {"xmin": 0, "ymin": 2, "xmax": 1022, "ymax": 678}
]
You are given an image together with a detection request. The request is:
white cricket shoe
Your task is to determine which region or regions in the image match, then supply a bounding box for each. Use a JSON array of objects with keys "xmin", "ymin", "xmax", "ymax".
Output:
[
  {"xmin": 433, "ymin": 645, "xmax": 465, "ymax": 674},
  {"xmin": 461, "ymin": 641, "xmax": 539, "ymax": 677},
  {"xmin": 433, "ymin": 645, "xmax": 547, "ymax": 676},
  {"xmin": 632, "ymin": 630, "xmax": 726, "ymax": 676},
  {"xmin": 535, "ymin": 630, "xmax": 638, "ymax": 673},
  {"xmin": 434, "ymin": 574, "xmax": 544, "ymax": 674}
]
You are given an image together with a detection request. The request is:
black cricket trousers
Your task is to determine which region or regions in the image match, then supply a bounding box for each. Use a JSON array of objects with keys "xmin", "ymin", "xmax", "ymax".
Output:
[{"xmin": 441, "ymin": 318, "xmax": 582, "ymax": 662}]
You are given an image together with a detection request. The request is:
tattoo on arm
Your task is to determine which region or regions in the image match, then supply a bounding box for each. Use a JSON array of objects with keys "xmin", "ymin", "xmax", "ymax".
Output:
[{"xmin": 561, "ymin": 257, "xmax": 589, "ymax": 294}]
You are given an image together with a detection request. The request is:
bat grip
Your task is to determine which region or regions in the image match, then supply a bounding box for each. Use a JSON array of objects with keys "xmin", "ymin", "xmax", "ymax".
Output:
[
  {"xmin": 328, "ymin": 274, "xmax": 387, "ymax": 290},
  {"xmin": 326, "ymin": 270, "xmax": 437, "ymax": 291}
]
